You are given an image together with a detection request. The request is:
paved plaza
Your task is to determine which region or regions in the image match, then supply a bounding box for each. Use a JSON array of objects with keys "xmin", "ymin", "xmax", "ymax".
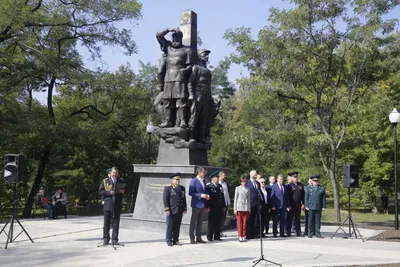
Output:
[{"xmin": 0, "ymin": 216, "xmax": 399, "ymax": 267}]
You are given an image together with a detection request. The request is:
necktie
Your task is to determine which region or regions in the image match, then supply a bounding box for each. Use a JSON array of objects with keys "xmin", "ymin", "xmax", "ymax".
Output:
[
  {"xmin": 280, "ymin": 185, "xmax": 283, "ymax": 194},
  {"xmin": 253, "ymin": 182, "xmax": 256, "ymax": 189}
]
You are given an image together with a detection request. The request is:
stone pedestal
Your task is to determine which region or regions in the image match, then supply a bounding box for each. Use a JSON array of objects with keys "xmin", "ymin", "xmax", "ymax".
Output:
[{"xmin": 130, "ymin": 165, "xmax": 226, "ymax": 226}]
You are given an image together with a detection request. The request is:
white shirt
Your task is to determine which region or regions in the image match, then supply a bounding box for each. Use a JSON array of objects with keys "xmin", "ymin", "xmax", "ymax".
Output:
[
  {"xmin": 250, "ymin": 178, "xmax": 257, "ymax": 189},
  {"xmin": 197, "ymin": 176, "xmax": 205, "ymax": 190},
  {"xmin": 261, "ymin": 187, "xmax": 268, "ymax": 204},
  {"xmin": 220, "ymin": 181, "xmax": 230, "ymax": 206},
  {"xmin": 278, "ymin": 183, "xmax": 284, "ymax": 193}
]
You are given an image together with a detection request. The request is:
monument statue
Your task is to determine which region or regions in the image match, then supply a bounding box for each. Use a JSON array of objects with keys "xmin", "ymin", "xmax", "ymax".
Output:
[
  {"xmin": 154, "ymin": 25, "xmax": 220, "ymax": 149},
  {"xmin": 156, "ymin": 28, "xmax": 192, "ymax": 128},
  {"xmin": 188, "ymin": 49, "xmax": 212, "ymax": 144}
]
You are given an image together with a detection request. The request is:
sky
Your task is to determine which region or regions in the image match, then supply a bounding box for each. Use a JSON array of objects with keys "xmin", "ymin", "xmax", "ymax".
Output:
[{"xmin": 34, "ymin": 0, "xmax": 399, "ymax": 103}]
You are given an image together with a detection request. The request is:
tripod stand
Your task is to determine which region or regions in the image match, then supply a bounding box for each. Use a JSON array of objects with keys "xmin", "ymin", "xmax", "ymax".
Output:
[
  {"xmin": 253, "ymin": 188, "xmax": 281, "ymax": 267},
  {"xmin": 331, "ymin": 187, "xmax": 364, "ymax": 242},
  {"xmin": 0, "ymin": 183, "xmax": 34, "ymax": 249}
]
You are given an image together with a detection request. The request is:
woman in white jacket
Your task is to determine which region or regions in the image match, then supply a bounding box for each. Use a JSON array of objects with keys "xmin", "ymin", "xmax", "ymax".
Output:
[{"xmin": 234, "ymin": 176, "xmax": 251, "ymax": 242}]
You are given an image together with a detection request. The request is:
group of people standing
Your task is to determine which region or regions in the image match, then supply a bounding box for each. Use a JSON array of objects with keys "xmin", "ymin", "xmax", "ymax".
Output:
[
  {"xmin": 234, "ymin": 171, "xmax": 326, "ymax": 240},
  {"xmin": 162, "ymin": 168, "xmax": 327, "ymax": 246}
]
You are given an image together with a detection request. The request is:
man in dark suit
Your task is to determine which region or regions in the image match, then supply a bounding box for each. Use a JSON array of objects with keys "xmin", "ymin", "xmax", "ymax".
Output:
[
  {"xmin": 286, "ymin": 172, "xmax": 305, "ymax": 237},
  {"xmin": 189, "ymin": 166, "xmax": 210, "ymax": 244},
  {"xmin": 265, "ymin": 175, "xmax": 275, "ymax": 234},
  {"xmin": 163, "ymin": 173, "xmax": 187, "ymax": 246},
  {"xmin": 246, "ymin": 170, "xmax": 261, "ymax": 239},
  {"xmin": 271, "ymin": 174, "xmax": 290, "ymax": 237},
  {"xmin": 206, "ymin": 171, "xmax": 226, "ymax": 241},
  {"xmin": 99, "ymin": 167, "xmax": 126, "ymax": 246}
]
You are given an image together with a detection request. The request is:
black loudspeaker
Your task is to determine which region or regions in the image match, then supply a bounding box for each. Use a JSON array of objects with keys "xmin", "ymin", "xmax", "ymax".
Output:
[
  {"xmin": 344, "ymin": 164, "xmax": 359, "ymax": 188},
  {"xmin": 3, "ymin": 154, "xmax": 25, "ymax": 183}
]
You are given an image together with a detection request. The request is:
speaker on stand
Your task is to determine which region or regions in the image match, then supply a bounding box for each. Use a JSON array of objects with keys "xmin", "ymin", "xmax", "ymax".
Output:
[
  {"xmin": 1, "ymin": 154, "xmax": 34, "ymax": 249},
  {"xmin": 331, "ymin": 164, "xmax": 364, "ymax": 241}
]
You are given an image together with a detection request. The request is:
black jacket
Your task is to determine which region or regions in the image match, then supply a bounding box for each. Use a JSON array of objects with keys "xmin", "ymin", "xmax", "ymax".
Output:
[
  {"xmin": 163, "ymin": 184, "xmax": 187, "ymax": 214},
  {"xmin": 99, "ymin": 177, "xmax": 125, "ymax": 211},
  {"xmin": 206, "ymin": 183, "xmax": 226, "ymax": 210}
]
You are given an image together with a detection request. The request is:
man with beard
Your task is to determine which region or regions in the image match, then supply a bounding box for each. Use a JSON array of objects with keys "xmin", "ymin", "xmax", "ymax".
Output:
[{"xmin": 156, "ymin": 28, "xmax": 193, "ymax": 128}]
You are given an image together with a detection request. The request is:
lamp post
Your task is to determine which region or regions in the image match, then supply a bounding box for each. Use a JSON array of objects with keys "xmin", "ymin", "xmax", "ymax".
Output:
[
  {"xmin": 389, "ymin": 108, "xmax": 400, "ymax": 230},
  {"xmin": 146, "ymin": 122, "xmax": 155, "ymax": 164}
]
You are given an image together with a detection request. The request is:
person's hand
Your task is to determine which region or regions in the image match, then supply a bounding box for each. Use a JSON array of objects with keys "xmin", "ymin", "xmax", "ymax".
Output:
[
  {"xmin": 165, "ymin": 211, "xmax": 170, "ymax": 216},
  {"xmin": 286, "ymin": 207, "xmax": 290, "ymax": 211},
  {"xmin": 268, "ymin": 208, "xmax": 271, "ymax": 213},
  {"xmin": 306, "ymin": 207, "xmax": 309, "ymax": 211},
  {"xmin": 120, "ymin": 189, "xmax": 125, "ymax": 194},
  {"xmin": 184, "ymin": 211, "xmax": 187, "ymax": 214},
  {"xmin": 110, "ymin": 191, "xmax": 115, "ymax": 195},
  {"xmin": 322, "ymin": 208, "xmax": 325, "ymax": 211},
  {"xmin": 222, "ymin": 207, "xmax": 227, "ymax": 212},
  {"xmin": 234, "ymin": 210, "xmax": 237, "ymax": 216},
  {"xmin": 188, "ymin": 94, "xmax": 194, "ymax": 101},
  {"xmin": 301, "ymin": 205, "xmax": 305, "ymax": 210},
  {"xmin": 272, "ymin": 207, "xmax": 276, "ymax": 211},
  {"xmin": 205, "ymin": 208, "xmax": 210, "ymax": 212}
]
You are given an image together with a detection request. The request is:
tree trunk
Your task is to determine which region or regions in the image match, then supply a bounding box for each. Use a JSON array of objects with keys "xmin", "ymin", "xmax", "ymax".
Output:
[
  {"xmin": 22, "ymin": 142, "xmax": 52, "ymax": 217},
  {"xmin": 329, "ymin": 166, "xmax": 341, "ymax": 223}
]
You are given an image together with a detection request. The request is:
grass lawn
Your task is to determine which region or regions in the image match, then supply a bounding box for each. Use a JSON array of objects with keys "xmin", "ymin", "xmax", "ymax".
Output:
[{"xmin": 320, "ymin": 208, "xmax": 394, "ymax": 224}]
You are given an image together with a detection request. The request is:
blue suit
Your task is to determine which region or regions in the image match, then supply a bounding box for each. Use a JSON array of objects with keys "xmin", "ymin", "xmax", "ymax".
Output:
[
  {"xmin": 246, "ymin": 179, "xmax": 262, "ymax": 239},
  {"xmin": 189, "ymin": 177, "xmax": 209, "ymax": 240},
  {"xmin": 271, "ymin": 183, "xmax": 290, "ymax": 236},
  {"xmin": 189, "ymin": 177, "xmax": 208, "ymax": 208}
]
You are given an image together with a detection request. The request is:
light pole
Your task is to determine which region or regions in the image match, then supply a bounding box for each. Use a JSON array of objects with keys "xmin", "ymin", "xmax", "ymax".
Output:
[
  {"xmin": 146, "ymin": 122, "xmax": 155, "ymax": 164},
  {"xmin": 389, "ymin": 108, "xmax": 400, "ymax": 230}
]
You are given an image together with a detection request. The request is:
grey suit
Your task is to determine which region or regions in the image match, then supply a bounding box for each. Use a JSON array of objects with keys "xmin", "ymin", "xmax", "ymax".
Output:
[{"xmin": 234, "ymin": 186, "xmax": 250, "ymax": 212}]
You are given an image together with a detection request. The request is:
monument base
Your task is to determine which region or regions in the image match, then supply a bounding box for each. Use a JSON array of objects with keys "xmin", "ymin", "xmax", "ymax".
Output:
[
  {"xmin": 156, "ymin": 139, "xmax": 210, "ymax": 165},
  {"xmin": 132, "ymin": 164, "xmax": 226, "ymax": 227}
]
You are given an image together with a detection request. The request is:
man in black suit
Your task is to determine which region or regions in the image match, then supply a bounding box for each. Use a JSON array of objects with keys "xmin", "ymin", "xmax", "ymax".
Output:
[
  {"xmin": 286, "ymin": 172, "xmax": 305, "ymax": 237},
  {"xmin": 206, "ymin": 171, "xmax": 226, "ymax": 241},
  {"xmin": 246, "ymin": 170, "xmax": 262, "ymax": 239},
  {"xmin": 265, "ymin": 176, "xmax": 275, "ymax": 234},
  {"xmin": 99, "ymin": 167, "xmax": 126, "ymax": 246},
  {"xmin": 271, "ymin": 174, "xmax": 290, "ymax": 237}
]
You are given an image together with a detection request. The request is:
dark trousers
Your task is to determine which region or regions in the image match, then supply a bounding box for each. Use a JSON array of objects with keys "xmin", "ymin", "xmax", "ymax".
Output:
[
  {"xmin": 265, "ymin": 209, "xmax": 273, "ymax": 234},
  {"xmin": 286, "ymin": 204, "xmax": 302, "ymax": 236},
  {"xmin": 304, "ymin": 209, "xmax": 309, "ymax": 234},
  {"xmin": 207, "ymin": 208, "xmax": 222, "ymax": 240},
  {"xmin": 308, "ymin": 210, "xmax": 322, "ymax": 236},
  {"xmin": 246, "ymin": 206, "xmax": 258, "ymax": 239},
  {"xmin": 273, "ymin": 208, "xmax": 287, "ymax": 236},
  {"xmin": 189, "ymin": 208, "xmax": 206, "ymax": 240},
  {"xmin": 165, "ymin": 215, "xmax": 169, "ymax": 243},
  {"xmin": 103, "ymin": 210, "xmax": 121, "ymax": 243},
  {"xmin": 167, "ymin": 213, "xmax": 183, "ymax": 243},
  {"xmin": 260, "ymin": 204, "xmax": 268, "ymax": 235}
]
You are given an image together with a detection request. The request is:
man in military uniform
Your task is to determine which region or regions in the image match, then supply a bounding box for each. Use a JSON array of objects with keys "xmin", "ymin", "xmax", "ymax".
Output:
[
  {"xmin": 163, "ymin": 172, "xmax": 187, "ymax": 246},
  {"xmin": 206, "ymin": 171, "xmax": 226, "ymax": 241},
  {"xmin": 188, "ymin": 49, "xmax": 212, "ymax": 144},
  {"xmin": 286, "ymin": 172, "xmax": 305, "ymax": 237},
  {"xmin": 303, "ymin": 178, "xmax": 313, "ymax": 236},
  {"xmin": 156, "ymin": 28, "xmax": 193, "ymax": 128},
  {"xmin": 304, "ymin": 175, "xmax": 326, "ymax": 238},
  {"xmin": 99, "ymin": 167, "xmax": 126, "ymax": 245}
]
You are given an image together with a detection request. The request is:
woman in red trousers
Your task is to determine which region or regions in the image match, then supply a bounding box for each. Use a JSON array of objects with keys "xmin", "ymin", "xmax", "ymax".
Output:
[{"xmin": 234, "ymin": 176, "xmax": 251, "ymax": 242}]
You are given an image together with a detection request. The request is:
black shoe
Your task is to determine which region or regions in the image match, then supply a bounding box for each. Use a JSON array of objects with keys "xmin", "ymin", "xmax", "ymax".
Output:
[
  {"xmin": 308, "ymin": 235, "xmax": 313, "ymax": 238},
  {"xmin": 173, "ymin": 241, "xmax": 182, "ymax": 246},
  {"xmin": 273, "ymin": 235, "xmax": 277, "ymax": 238},
  {"xmin": 316, "ymin": 235, "xmax": 324, "ymax": 238},
  {"xmin": 103, "ymin": 242, "xmax": 109, "ymax": 246},
  {"xmin": 214, "ymin": 238, "xmax": 223, "ymax": 241},
  {"xmin": 296, "ymin": 233, "xmax": 302, "ymax": 237},
  {"xmin": 167, "ymin": 241, "xmax": 173, "ymax": 246},
  {"xmin": 221, "ymin": 233, "xmax": 227, "ymax": 238},
  {"xmin": 207, "ymin": 238, "xmax": 213, "ymax": 242},
  {"xmin": 280, "ymin": 235, "xmax": 286, "ymax": 238},
  {"xmin": 112, "ymin": 241, "xmax": 121, "ymax": 246}
]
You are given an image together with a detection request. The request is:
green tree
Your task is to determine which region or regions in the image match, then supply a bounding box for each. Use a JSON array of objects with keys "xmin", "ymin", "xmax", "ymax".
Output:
[{"xmin": 224, "ymin": 0, "xmax": 399, "ymax": 222}]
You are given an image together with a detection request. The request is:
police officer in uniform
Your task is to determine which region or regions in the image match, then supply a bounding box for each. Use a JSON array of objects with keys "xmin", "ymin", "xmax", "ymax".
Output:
[
  {"xmin": 286, "ymin": 172, "xmax": 305, "ymax": 237},
  {"xmin": 163, "ymin": 173, "xmax": 187, "ymax": 246},
  {"xmin": 206, "ymin": 171, "xmax": 226, "ymax": 241},
  {"xmin": 304, "ymin": 175, "xmax": 326, "ymax": 238},
  {"xmin": 99, "ymin": 167, "xmax": 126, "ymax": 245}
]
